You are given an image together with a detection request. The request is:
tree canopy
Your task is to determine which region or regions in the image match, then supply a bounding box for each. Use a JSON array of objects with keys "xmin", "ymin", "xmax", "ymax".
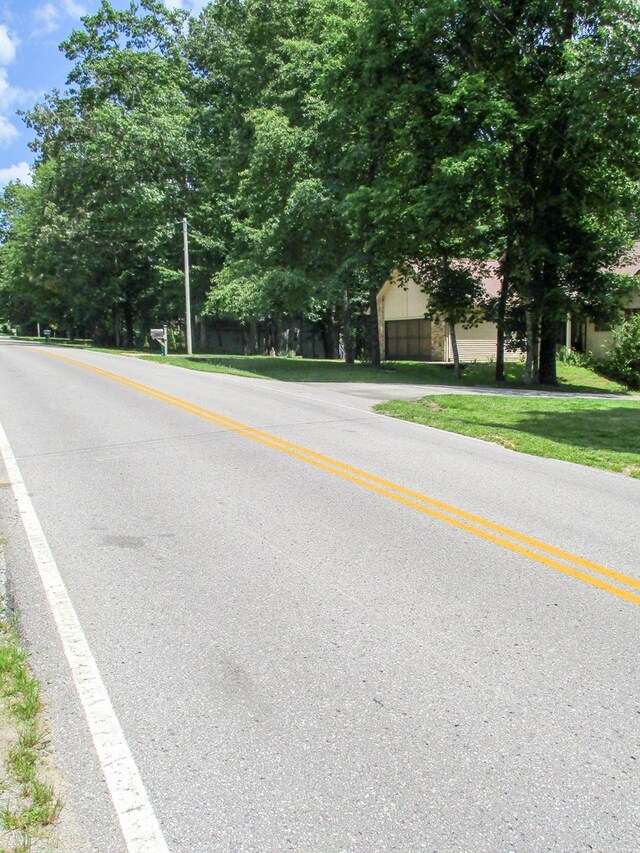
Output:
[{"xmin": 1, "ymin": 0, "xmax": 639, "ymax": 380}]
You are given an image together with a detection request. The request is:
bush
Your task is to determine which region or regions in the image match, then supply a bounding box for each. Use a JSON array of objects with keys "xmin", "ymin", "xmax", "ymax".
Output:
[
  {"xmin": 167, "ymin": 326, "xmax": 185, "ymax": 352},
  {"xmin": 607, "ymin": 315, "xmax": 640, "ymax": 389},
  {"xmin": 557, "ymin": 345, "xmax": 595, "ymax": 368}
]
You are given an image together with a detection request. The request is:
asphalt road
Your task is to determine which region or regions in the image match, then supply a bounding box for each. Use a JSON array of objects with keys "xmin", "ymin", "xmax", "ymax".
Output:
[{"xmin": 0, "ymin": 341, "xmax": 638, "ymax": 853}]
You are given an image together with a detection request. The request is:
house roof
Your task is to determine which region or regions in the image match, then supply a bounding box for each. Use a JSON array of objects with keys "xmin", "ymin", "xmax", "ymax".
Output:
[
  {"xmin": 404, "ymin": 259, "xmax": 503, "ymax": 297},
  {"xmin": 385, "ymin": 241, "xmax": 640, "ymax": 300},
  {"xmin": 481, "ymin": 243, "xmax": 640, "ymax": 294},
  {"xmin": 478, "ymin": 262, "xmax": 501, "ymax": 297},
  {"xmin": 611, "ymin": 242, "xmax": 640, "ymax": 276}
]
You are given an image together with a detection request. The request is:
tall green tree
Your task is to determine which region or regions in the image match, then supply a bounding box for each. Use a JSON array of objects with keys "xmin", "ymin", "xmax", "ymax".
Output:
[
  {"xmin": 484, "ymin": 0, "xmax": 640, "ymax": 383},
  {"xmin": 21, "ymin": 0, "xmax": 204, "ymax": 345},
  {"xmin": 343, "ymin": 0, "xmax": 640, "ymax": 382}
]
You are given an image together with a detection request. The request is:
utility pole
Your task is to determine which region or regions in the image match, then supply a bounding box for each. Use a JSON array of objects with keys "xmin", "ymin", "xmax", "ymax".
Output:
[{"xmin": 182, "ymin": 216, "xmax": 193, "ymax": 355}]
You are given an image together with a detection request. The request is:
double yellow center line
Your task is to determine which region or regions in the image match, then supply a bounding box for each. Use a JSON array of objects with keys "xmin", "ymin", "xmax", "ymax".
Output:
[{"xmin": 39, "ymin": 350, "xmax": 640, "ymax": 607}]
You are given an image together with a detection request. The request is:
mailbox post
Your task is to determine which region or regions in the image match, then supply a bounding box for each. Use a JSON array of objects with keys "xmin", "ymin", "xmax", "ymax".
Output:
[
  {"xmin": 43, "ymin": 329, "xmax": 52, "ymax": 344},
  {"xmin": 150, "ymin": 326, "xmax": 168, "ymax": 356}
]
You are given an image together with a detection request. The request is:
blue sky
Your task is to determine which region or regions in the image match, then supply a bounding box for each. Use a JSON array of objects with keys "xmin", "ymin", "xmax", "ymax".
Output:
[{"xmin": 0, "ymin": 0, "xmax": 206, "ymax": 187}]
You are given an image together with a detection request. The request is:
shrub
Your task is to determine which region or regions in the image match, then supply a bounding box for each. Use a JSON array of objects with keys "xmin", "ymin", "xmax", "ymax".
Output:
[
  {"xmin": 557, "ymin": 345, "xmax": 595, "ymax": 368},
  {"xmin": 607, "ymin": 314, "xmax": 640, "ymax": 389},
  {"xmin": 167, "ymin": 326, "xmax": 185, "ymax": 352}
]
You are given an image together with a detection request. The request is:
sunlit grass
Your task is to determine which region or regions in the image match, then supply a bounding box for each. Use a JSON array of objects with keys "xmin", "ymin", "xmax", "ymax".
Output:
[
  {"xmin": 142, "ymin": 354, "xmax": 632, "ymax": 394},
  {"xmin": 375, "ymin": 395, "xmax": 640, "ymax": 477}
]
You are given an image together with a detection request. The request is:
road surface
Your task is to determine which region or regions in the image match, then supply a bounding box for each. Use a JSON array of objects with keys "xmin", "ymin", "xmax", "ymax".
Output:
[{"xmin": 0, "ymin": 341, "xmax": 638, "ymax": 852}]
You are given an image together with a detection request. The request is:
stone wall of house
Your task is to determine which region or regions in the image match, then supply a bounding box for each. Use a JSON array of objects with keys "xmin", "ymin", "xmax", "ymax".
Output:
[{"xmin": 431, "ymin": 320, "xmax": 446, "ymax": 361}]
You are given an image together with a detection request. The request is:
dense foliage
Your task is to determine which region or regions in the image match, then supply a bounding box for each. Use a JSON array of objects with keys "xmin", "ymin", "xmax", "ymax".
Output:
[
  {"xmin": 1, "ymin": 0, "xmax": 640, "ymax": 381},
  {"xmin": 608, "ymin": 314, "xmax": 640, "ymax": 389}
]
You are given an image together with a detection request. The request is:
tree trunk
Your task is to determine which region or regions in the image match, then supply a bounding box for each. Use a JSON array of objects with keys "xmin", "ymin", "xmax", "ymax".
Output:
[
  {"xmin": 538, "ymin": 298, "xmax": 559, "ymax": 385},
  {"xmin": 524, "ymin": 309, "xmax": 535, "ymax": 385},
  {"xmin": 538, "ymin": 254, "xmax": 560, "ymax": 384},
  {"xmin": 450, "ymin": 321, "xmax": 461, "ymax": 379},
  {"xmin": 275, "ymin": 315, "xmax": 286, "ymax": 354},
  {"xmin": 272, "ymin": 319, "xmax": 279, "ymax": 354},
  {"xmin": 198, "ymin": 315, "xmax": 207, "ymax": 352},
  {"xmin": 286, "ymin": 316, "xmax": 297, "ymax": 355},
  {"xmin": 495, "ymin": 280, "xmax": 508, "ymax": 383},
  {"xmin": 368, "ymin": 286, "xmax": 381, "ymax": 367},
  {"xmin": 123, "ymin": 298, "xmax": 134, "ymax": 350},
  {"xmin": 247, "ymin": 317, "xmax": 257, "ymax": 353},
  {"xmin": 114, "ymin": 308, "xmax": 121, "ymax": 349},
  {"xmin": 342, "ymin": 289, "xmax": 354, "ymax": 364},
  {"xmin": 496, "ymin": 236, "xmax": 512, "ymax": 382},
  {"xmin": 538, "ymin": 313, "xmax": 558, "ymax": 385},
  {"xmin": 320, "ymin": 309, "xmax": 338, "ymax": 359}
]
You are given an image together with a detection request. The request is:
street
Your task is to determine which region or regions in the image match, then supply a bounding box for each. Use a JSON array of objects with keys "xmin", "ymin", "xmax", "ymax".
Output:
[{"xmin": 0, "ymin": 341, "xmax": 638, "ymax": 852}]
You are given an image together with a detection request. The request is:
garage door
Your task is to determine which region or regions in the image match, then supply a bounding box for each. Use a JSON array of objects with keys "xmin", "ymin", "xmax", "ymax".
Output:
[{"xmin": 385, "ymin": 319, "xmax": 432, "ymax": 360}]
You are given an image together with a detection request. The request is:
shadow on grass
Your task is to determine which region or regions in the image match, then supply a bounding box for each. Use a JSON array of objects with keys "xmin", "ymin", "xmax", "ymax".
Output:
[
  {"xmin": 184, "ymin": 355, "xmax": 461, "ymax": 384},
  {"xmin": 488, "ymin": 405, "xmax": 640, "ymax": 455},
  {"xmin": 459, "ymin": 362, "xmax": 630, "ymax": 395},
  {"xmin": 147, "ymin": 353, "xmax": 630, "ymax": 393},
  {"xmin": 183, "ymin": 355, "xmax": 630, "ymax": 391}
]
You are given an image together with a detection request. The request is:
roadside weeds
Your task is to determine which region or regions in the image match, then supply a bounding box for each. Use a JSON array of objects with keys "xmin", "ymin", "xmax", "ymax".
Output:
[{"xmin": 0, "ymin": 546, "xmax": 61, "ymax": 853}]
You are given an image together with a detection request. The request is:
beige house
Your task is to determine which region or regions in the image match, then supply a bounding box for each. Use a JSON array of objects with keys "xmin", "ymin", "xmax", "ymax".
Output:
[
  {"xmin": 377, "ymin": 254, "xmax": 640, "ymax": 363},
  {"xmin": 571, "ymin": 254, "xmax": 640, "ymax": 358},
  {"xmin": 377, "ymin": 264, "xmax": 524, "ymax": 363}
]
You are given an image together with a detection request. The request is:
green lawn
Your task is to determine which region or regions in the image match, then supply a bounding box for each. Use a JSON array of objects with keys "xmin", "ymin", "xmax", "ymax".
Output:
[
  {"xmin": 375, "ymin": 395, "xmax": 640, "ymax": 478},
  {"xmin": 3, "ymin": 335, "xmax": 92, "ymax": 348},
  {"xmin": 142, "ymin": 354, "xmax": 632, "ymax": 394}
]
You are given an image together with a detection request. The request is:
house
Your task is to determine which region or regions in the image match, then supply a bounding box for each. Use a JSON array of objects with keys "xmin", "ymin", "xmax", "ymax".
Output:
[
  {"xmin": 571, "ymin": 253, "xmax": 640, "ymax": 359},
  {"xmin": 377, "ymin": 252, "xmax": 640, "ymax": 363},
  {"xmin": 376, "ymin": 262, "xmax": 524, "ymax": 363}
]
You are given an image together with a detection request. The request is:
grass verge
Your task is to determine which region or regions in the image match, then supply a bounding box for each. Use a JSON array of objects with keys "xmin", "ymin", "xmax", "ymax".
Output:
[
  {"xmin": 0, "ymin": 557, "xmax": 61, "ymax": 852},
  {"xmin": 142, "ymin": 354, "xmax": 632, "ymax": 394},
  {"xmin": 7, "ymin": 338, "xmax": 632, "ymax": 393},
  {"xmin": 374, "ymin": 395, "xmax": 640, "ymax": 478},
  {"xmin": 1, "ymin": 337, "xmax": 91, "ymax": 349}
]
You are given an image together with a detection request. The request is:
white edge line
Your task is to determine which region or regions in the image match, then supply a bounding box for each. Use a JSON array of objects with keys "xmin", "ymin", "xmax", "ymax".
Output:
[{"xmin": 0, "ymin": 419, "xmax": 170, "ymax": 853}]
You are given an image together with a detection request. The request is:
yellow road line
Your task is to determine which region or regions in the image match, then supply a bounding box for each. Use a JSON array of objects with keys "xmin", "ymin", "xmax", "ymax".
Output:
[{"xmin": 36, "ymin": 349, "xmax": 640, "ymax": 606}]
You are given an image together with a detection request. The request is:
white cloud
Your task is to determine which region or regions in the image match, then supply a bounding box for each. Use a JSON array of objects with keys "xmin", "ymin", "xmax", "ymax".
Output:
[
  {"xmin": 163, "ymin": 0, "xmax": 209, "ymax": 12},
  {"xmin": 0, "ymin": 69, "xmax": 36, "ymax": 108},
  {"xmin": 61, "ymin": 0, "xmax": 87, "ymax": 16},
  {"xmin": 0, "ymin": 24, "xmax": 30, "ymax": 148},
  {"xmin": 32, "ymin": 0, "xmax": 85, "ymax": 37},
  {"xmin": 0, "ymin": 160, "xmax": 31, "ymax": 186},
  {"xmin": 0, "ymin": 23, "xmax": 17, "ymax": 64},
  {"xmin": 0, "ymin": 69, "xmax": 39, "ymax": 149},
  {"xmin": 0, "ymin": 113, "xmax": 16, "ymax": 143},
  {"xmin": 32, "ymin": 2, "xmax": 60, "ymax": 36}
]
